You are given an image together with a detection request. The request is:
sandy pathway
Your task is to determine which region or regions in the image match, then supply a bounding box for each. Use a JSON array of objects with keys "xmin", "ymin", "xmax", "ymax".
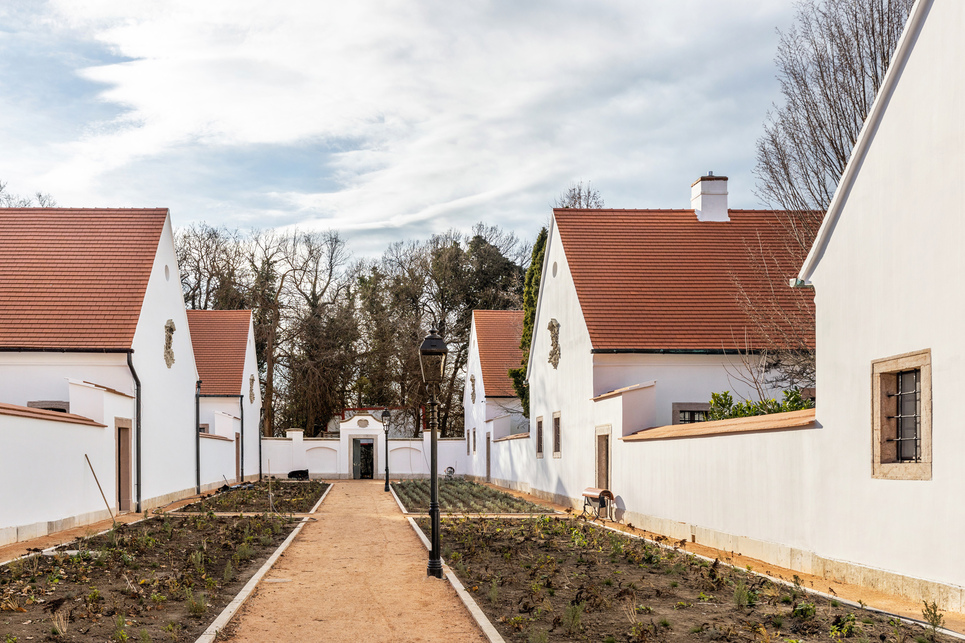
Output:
[{"xmin": 222, "ymin": 480, "xmax": 487, "ymax": 643}]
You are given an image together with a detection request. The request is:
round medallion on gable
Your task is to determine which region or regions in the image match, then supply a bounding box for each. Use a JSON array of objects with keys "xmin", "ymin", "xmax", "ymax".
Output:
[{"xmin": 358, "ymin": 419, "xmax": 369, "ymax": 428}]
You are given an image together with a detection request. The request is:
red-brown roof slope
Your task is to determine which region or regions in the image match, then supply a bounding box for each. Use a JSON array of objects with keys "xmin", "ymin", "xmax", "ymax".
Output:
[
  {"xmin": 554, "ymin": 209, "xmax": 815, "ymax": 351},
  {"xmin": 0, "ymin": 401, "xmax": 106, "ymax": 428},
  {"xmin": 0, "ymin": 209, "xmax": 167, "ymax": 350},
  {"xmin": 474, "ymin": 310, "xmax": 524, "ymax": 398},
  {"xmin": 187, "ymin": 309, "xmax": 252, "ymax": 396}
]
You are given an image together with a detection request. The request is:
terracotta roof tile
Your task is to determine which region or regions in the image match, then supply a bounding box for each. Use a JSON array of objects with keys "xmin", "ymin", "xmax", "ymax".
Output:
[
  {"xmin": 474, "ymin": 310, "xmax": 524, "ymax": 398},
  {"xmin": 187, "ymin": 310, "xmax": 252, "ymax": 396},
  {"xmin": 554, "ymin": 209, "xmax": 815, "ymax": 351},
  {"xmin": 0, "ymin": 209, "xmax": 167, "ymax": 350}
]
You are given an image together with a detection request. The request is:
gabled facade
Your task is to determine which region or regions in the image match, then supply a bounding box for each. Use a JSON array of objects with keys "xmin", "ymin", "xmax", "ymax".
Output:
[
  {"xmin": 794, "ymin": 0, "xmax": 965, "ymax": 606},
  {"xmin": 187, "ymin": 309, "xmax": 262, "ymax": 486},
  {"xmin": 0, "ymin": 209, "xmax": 201, "ymax": 543},
  {"xmin": 462, "ymin": 310, "xmax": 527, "ymax": 480},
  {"xmin": 524, "ymin": 191, "xmax": 810, "ymax": 507}
]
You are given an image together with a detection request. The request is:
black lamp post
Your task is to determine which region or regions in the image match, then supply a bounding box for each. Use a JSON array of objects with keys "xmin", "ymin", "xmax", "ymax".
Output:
[
  {"xmin": 419, "ymin": 326, "xmax": 448, "ymax": 579},
  {"xmin": 382, "ymin": 408, "xmax": 391, "ymax": 492}
]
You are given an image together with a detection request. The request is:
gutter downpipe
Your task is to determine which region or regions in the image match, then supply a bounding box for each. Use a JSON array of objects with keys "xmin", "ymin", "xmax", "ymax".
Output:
[
  {"xmin": 126, "ymin": 352, "xmax": 142, "ymax": 513},
  {"xmin": 239, "ymin": 396, "xmax": 244, "ymax": 481},
  {"xmin": 195, "ymin": 381, "xmax": 202, "ymax": 494}
]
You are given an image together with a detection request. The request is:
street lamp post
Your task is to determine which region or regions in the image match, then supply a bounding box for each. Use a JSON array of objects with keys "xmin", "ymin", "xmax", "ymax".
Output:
[
  {"xmin": 382, "ymin": 408, "xmax": 391, "ymax": 492},
  {"xmin": 419, "ymin": 326, "xmax": 448, "ymax": 579}
]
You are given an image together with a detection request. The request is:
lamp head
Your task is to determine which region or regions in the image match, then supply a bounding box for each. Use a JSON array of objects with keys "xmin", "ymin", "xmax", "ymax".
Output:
[{"xmin": 419, "ymin": 327, "xmax": 448, "ymax": 386}]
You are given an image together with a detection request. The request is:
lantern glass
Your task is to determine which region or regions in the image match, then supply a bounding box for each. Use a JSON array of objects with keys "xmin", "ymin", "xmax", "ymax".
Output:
[{"xmin": 419, "ymin": 328, "xmax": 448, "ymax": 386}]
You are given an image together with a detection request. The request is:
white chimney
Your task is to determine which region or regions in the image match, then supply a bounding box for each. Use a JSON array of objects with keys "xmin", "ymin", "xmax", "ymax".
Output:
[{"xmin": 691, "ymin": 172, "xmax": 729, "ymax": 221}]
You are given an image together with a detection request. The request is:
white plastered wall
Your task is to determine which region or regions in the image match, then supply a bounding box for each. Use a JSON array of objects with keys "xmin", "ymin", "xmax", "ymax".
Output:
[
  {"xmin": 130, "ymin": 214, "xmax": 201, "ymax": 508},
  {"xmin": 806, "ymin": 0, "xmax": 965, "ymax": 594},
  {"xmin": 0, "ymin": 353, "xmax": 130, "ymax": 409}
]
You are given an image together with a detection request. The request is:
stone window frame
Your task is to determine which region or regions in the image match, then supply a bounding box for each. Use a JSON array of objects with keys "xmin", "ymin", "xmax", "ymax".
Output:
[
  {"xmin": 671, "ymin": 402, "xmax": 711, "ymax": 425},
  {"xmin": 535, "ymin": 416, "xmax": 544, "ymax": 458},
  {"xmin": 552, "ymin": 412, "xmax": 561, "ymax": 458},
  {"xmin": 871, "ymin": 349, "xmax": 932, "ymax": 481}
]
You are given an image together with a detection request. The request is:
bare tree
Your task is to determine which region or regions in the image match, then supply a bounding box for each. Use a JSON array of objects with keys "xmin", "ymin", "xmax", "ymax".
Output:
[
  {"xmin": 554, "ymin": 180, "xmax": 605, "ymax": 209},
  {"xmin": 0, "ymin": 181, "xmax": 56, "ymax": 208},
  {"xmin": 755, "ymin": 0, "xmax": 914, "ymax": 254},
  {"xmin": 745, "ymin": 0, "xmax": 913, "ymax": 388}
]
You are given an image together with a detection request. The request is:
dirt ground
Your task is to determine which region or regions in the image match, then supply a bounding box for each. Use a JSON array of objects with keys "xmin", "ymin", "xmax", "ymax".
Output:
[
  {"xmin": 475, "ymin": 481, "xmax": 965, "ymax": 635},
  {"xmin": 220, "ymin": 480, "xmax": 487, "ymax": 643}
]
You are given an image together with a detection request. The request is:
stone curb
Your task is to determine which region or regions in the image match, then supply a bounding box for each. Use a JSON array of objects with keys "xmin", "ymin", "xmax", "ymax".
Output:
[
  {"xmin": 194, "ymin": 482, "xmax": 334, "ymax": 643},
  {"xmin": 389, "ymin": 482, "xmax": 409, "ymax": 515},
  {"xmin": 406, "ymin": 517, "xmax": 506, "ymax": 643}
]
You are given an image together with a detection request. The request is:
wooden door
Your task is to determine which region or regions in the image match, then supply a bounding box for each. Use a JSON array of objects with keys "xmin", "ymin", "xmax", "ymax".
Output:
[
  {"xmin": 235, "ymin": 432, "xmax": 241, "ymax": 483},
  {"xmin": 596, "ymin": 434, "xmax": 609, "ymax": 490},
  {"xmin": 486, "ymin": 434, "xmax": 491, "ymax": 483},
  {"xmin": 117, "ymin": 422, "xmax": 132, "ymax": 512}
]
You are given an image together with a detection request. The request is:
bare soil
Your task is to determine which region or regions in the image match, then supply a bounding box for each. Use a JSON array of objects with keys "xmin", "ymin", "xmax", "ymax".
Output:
[
  {"xmin": 393, "ymin": 478, "xmax": 554, "ymax": 514},
  {"xmin": 431, "ymin": 516, "xmax": 955, "ymax": 643},
  {"xmin": 176, "ymin": 479, "xmax": 328, "ymax": 514},
  {"xmin": 0, "ymin": 513, "xmax": 297, "ymax": 641}
]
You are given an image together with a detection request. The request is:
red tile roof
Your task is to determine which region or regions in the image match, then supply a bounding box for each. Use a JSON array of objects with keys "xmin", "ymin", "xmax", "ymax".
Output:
[
  {"xmin": 554, "ymin": 209, "xmax": 815, "ymax": 351},
  {"xmin": 0, "ymin": 401, "xmax": 106, "ymax": 428},
  {"xmin": 0, "ymin": 209, "xmax": 168, "ymax": 350},
  {"xmin": 187, "ymin": 310, "xmax": 252, "ymax": 396},
  {"xmin": 474, "ymin": 310, "xmax": 524, "ymax": 398}
]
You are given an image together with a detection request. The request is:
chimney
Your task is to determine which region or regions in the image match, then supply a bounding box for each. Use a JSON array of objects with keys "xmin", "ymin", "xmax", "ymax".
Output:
[{"xmin": 691, "ymin": 172, "xmax": 729, "ymax": 221}]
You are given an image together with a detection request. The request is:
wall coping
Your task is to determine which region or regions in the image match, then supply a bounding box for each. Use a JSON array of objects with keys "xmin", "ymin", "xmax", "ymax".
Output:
[
  {"xmin": 621, "ymin": 408, "xmax": 817, "ymax": 442},
  {"xmin": 0, "ymin": 402, "xmax": 105, "ymax": 428},
  {"xmin": 493, "ymin": 432, "xmax": 530, "ymax": 444},
  {"xmin": 199, "ymin": 432, "xmax": 232, "ymax": 442}
]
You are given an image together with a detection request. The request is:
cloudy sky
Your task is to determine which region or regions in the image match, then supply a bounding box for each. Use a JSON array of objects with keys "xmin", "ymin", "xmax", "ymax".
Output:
[{"xmin": 0, "ymin": 1, "xmax": 796, "ymax": 253}]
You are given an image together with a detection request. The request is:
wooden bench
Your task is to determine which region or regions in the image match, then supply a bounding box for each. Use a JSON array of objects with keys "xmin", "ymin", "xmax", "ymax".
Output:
[{"xmin": 580, "ymin": 487, "xmax": 614, "ymax": 522}]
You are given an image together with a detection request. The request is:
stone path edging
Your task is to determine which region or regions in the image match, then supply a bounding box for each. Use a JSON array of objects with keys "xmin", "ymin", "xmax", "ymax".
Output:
[
  {"xmin": 405, "ymin": 516, "xmax": 506, "ymax": 643},
  {"xmin": 194, "ymin": 483, "xmax": 334, "ymax": 643},
  {"xmin": 388, "ymin": 482, "xmax": 409, "ymax": 514}
]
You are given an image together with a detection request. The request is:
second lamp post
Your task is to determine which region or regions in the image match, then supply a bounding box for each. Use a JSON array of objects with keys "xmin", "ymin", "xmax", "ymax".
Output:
[
  {"xmin": 382, "ymin": 408, "xmax": 391, "ymax": 492},
  {"xmin": 419, "ymin": 326, "xmax": 448, "ymax": 579}
]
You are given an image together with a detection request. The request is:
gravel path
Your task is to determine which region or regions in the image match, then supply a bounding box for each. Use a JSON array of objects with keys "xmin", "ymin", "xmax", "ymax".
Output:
[{"xmin": 221, "ymin": 479, "xmax": 487, "ymax": 642}]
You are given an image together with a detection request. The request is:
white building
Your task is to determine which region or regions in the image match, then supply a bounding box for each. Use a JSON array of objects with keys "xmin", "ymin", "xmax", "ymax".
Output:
[
  {"xmin": 462, "ymin": 310, "xmax": 527, "ymax": 481},
  {"xmin": 0, "ymin": 208, "xmax": 213, "ymax": 545},
  {"xmin": 518, "ymin": 178, "xmax": 807, "ymax": 508},
  {"xmin": 187, "ymin": 309, "xmax": 262, "ymax": 487},
  {"xmin": 262, "ymin": 411, "xmax": 465, "ymax": 480},
  {"xmin": 793, "ymin": 0, "xmax": 965, "ymax": 609}
]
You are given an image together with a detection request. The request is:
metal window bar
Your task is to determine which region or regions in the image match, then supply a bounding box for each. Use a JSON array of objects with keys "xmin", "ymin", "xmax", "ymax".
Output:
[
  {"xmin": 536, "ymin": 419, "xmax": 543, "ymax": 454},
  {"xmin": 679, "ymin": 410, "xmax": 708, "ymax": 424},
  {"xmin": 886, "ymin": 369, "xmax": 921, "ymax": 462}
]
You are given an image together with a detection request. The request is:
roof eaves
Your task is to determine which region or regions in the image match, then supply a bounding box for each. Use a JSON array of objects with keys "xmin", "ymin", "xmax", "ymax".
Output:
[{"xmin": 796, "ymin": 0, "xmax": 929, "ymax": 285}]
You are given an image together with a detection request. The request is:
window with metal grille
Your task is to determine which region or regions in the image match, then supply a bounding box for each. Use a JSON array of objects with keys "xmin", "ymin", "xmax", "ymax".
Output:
[
  {"xmin": 872, "ymin": 350, "xmax": 931, "ymax": 480},
  {"xmin": 536, "ymin": 418, "xmax": 544, "ymax": 457},
  {"xmin": 678, "ymin": 410, "xmax": 708, "ymax": 424},
  {"xmin": 473, "ymin": 428, "xmax": 477, "ymax": 454},
  {"xmin": 553, "ymin": 414, "xmax": 561, "ymax": 457},
  {"xmin": 892, "ymin": 369, "xmax": 921, "ymax": 462}
]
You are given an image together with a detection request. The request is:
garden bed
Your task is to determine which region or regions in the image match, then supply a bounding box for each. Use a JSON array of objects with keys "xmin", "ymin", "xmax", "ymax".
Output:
[
  {"xmin": 177, "ymin": 479, "xmax": 328, "ymax": 514},
  {"xmin": 426, "ymin": 516, "xmax": 954, "ymax": 643},
  {"xmin": 393, "ymin": 479, "xmax": 553, "ymax": 514},
  {"xmin": 0, "ymin": 512, "xmax": 297, "ymax": 641}
]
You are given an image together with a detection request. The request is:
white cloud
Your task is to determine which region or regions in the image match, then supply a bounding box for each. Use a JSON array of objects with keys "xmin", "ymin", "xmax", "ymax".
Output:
[{"xmin": 0, "ymin": 0, "xmax": 796, "ymax": 249}]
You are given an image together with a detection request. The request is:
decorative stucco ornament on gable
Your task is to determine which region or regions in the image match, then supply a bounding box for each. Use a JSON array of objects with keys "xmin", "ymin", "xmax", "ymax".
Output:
[
  {"xmin": 470, "ymin": 374, "xmax": 476, "ymax": 403},
  {"xmin": 249, "ymin": 375, "xmax": 256, "ymax": 403},
  {"xmin": 163, "ymin": 319, "xmax": 176, "ymax": 368},
  {"xmin": 358, "ymin": 419, "xmax": 369, "ymax": 428},
  {"xmin": 548, "ymin": 319, "xmax": 561, "ymax": 369}
]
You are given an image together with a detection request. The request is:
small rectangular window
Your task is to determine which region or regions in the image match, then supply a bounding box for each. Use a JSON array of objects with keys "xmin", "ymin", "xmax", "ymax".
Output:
[
  {"xmin": 536, "ymin": 418, "xmax": 544, "ymax": 458},
  {"xmin": 199, "ymin": 423, "xmax": 209, "ymax": 434},
  {"xmin": 872, "ymin": 350, "xmax": 931, "ymax": 480},
  {"xmin": 473, "ymin": 428, "xmax": 477, "ymax": 454},
  {"xmin": 672, "ymin": 402, "xmax": 711, "ymax": 425},
  {"xmin": 553, "ymin": 413, "xmax": 561, "ymax": 458}
]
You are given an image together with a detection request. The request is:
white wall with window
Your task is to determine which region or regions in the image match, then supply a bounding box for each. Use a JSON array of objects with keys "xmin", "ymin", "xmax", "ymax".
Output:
[{"xmin": 796, "ymin": 0, "xmax": 965, "ymax": 599}]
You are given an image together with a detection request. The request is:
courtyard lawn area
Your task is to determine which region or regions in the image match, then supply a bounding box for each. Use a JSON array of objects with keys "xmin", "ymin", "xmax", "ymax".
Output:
[
  {"xmin": 177, "ymin": 479, "xmax": 328, "ymax": 514},
  {"xmin": 392, "ymin": 478, "xmax": 553, "ymax": 514},
  {"xmin": 427, "ymin": 516, "xmax": 954, "ymax": 643},
  {"xmin": 0, "ymin": 513, "xmax": 297, "ymax": 642}
]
